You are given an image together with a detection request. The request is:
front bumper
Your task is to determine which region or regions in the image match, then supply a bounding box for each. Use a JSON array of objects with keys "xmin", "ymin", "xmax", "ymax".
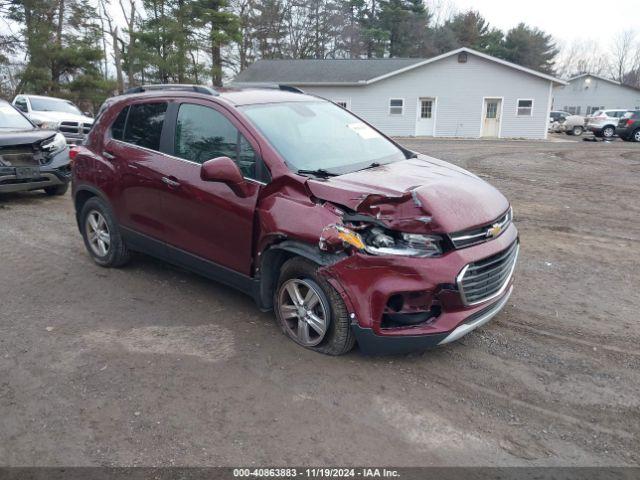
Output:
[
  {"xmin": 352, "ymin": 286, "xmax": 513, "ymax": 354},
  {"xmin": 321, "ymin": 223, "xmax": 519, "ymax": 354},
  {"xmin": 0, "ymin": 147, "xmax": 71, "ymax": 193},
  {"xmin": 60, "ymin": 132, "xmax": 86, "ymax": 145}
]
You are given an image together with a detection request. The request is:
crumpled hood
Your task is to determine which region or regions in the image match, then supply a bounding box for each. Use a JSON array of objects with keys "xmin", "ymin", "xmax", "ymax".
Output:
[
  {"xmin": 306, "ymin": 155, "xmax": 509, "ymax": 233},
  {"xmin": 29, "ymin": 111, "xmax": 94, "ymax": 125},
  {"xmin": 0, "ymin": 129, "xmax": 57, "ymax": 147}
]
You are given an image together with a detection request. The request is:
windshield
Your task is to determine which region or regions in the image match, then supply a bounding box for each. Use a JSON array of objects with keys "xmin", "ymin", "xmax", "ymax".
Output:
[
  {"xmin": 30, "ymin": 97, "xmax": 82, "ymax": 115},
  {"xmin": 241, "ymin": 101, "xmax": 406, "ymax": 174},
  {"xmin": 0, "ymin": 103, "xmax": 35, "ymax": 130}
]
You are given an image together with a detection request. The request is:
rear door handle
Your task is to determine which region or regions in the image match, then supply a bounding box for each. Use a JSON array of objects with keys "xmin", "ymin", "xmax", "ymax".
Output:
[
  {"xmin": 102, "ymin": 150, "xmax": 115, "ymax": 160},
  {"xmin": 162, "ymin": 176, "xmax": 180, "ymax": 188}
]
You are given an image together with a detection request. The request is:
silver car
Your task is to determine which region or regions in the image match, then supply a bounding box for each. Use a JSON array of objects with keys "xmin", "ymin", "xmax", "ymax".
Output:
[
  {"xmin": 12, "ymin": 94, "xmax": 94, "ymax": 145},
  {"xmin": 586, "ymin": 109, "xmax": 628, "ymax": 138}
]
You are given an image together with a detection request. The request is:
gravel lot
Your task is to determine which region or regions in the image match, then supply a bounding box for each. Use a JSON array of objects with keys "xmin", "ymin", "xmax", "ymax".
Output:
[{"xmin": 0, "ymin": 136, "xmax": 638, "ymax": 466}]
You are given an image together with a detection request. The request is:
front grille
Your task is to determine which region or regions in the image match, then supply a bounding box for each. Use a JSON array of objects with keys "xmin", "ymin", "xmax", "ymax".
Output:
[
  {"xmin": 457, "ymin": 240, "xmax": 519, "ymax": 305},
  {"xmin": 82, "ymin": 123, "xmax": 92, "ymax": 134},
  {"xmin": 59, "ymin": 121, "xmax": 80, "ymax": 134},
  {"xmin": 450, "ymin": 208, "xmax": 512, "ymax": 249}
]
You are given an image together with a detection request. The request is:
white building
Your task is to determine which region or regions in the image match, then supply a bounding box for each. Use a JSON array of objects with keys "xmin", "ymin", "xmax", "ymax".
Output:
[
  {"xmin": 234, "ymin": 47, "xmax": 566, "ymax": 139},
  {"xmin": 553, "ymin": 74, "xmax": 640, "ymax": 116}
]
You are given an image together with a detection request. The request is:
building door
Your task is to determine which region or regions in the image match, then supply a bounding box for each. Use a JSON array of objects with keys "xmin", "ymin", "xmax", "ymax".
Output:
[
  {"xmin": 415, "ymin": 97, "xmax": 436, "ymax": 136},
  {"xmin": 482, "ymin": 98, "xmax": 502, "ymax": 137}
]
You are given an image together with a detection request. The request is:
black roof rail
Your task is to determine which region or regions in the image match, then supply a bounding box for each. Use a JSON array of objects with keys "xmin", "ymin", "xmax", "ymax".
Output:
[
  {"xmin": 231, "ymin": 82, "xmax": 305, "ymax": 94},
  {"xmin": 124, "ymin": 84, "xmax": 220, "ymax": 96}
]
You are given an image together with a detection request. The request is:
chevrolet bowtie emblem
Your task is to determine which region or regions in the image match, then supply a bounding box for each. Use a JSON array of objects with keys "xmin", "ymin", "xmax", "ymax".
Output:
[{"xmin": 487, "ymin": 223, "xmax": 502, "ymax": 238}]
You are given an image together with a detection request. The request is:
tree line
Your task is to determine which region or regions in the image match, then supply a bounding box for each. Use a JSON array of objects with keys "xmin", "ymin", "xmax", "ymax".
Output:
[{"xmin": 1, "ymin": 0, "xmax": 638, "ymax": 109}]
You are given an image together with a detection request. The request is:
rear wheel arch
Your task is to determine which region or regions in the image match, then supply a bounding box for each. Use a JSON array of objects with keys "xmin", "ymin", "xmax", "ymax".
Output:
[{"xmin": 74, "ymin": 186, "xmax": 111, "ymax": 228}]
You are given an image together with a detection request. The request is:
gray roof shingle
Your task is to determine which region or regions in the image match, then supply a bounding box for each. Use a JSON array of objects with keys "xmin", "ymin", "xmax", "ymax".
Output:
[{"xmin": 234, "ymin": 58, "xmax": 425, "ymax": 84}]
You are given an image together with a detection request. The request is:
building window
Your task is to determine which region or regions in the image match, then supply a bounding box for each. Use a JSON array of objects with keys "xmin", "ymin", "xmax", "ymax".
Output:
[
  {"xmin": 420, "ymin": 99, "xmax": 433, "ymax": 119},
  {"xmin": 517, "ymin": 99, "xmax": 533, "ymax": 116},
  {"xmin": 389, "ymin": 98, "xmax": 403, "ymax": 115},
  {"xmin": 334, "ymin": 100, "xmax": 348, "ymax": 109},
  {"xmin": 565, "ymin": 106, "xmax": 581, "ymax": 115}
]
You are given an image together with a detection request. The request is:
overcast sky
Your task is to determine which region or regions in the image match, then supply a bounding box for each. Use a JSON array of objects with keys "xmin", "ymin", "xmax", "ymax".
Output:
[{"xmin": 448, "ymin": 0, "xmax": 640, "ymax": 46}]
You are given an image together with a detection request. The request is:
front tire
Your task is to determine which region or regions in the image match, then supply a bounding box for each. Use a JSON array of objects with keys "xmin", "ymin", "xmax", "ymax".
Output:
[
  {"xmin": 602, "ymin": 126, "xmax": 615, "ymax": 139},
  {"xmin": 572, "ymin": 126, "xmax": 583, "ymax": 136},
  {"xmin": 44, "ymin": 183, "xmax": 69, "ymax": 196},
  {"xmin": 80, "ymin": 197, "xmax": 131, "ymax": 267},
  {"xmin": 633, "ymin": 129, "xmax": 640, "ymax": 142},
  {"xmin": 274, "ymin": 257, "xmax": 355, "ymax": 355}
]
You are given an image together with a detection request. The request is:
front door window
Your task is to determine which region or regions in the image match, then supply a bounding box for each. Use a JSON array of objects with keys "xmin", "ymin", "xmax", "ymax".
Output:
[{"xmin": 420, "ymin": 100, "xmax": 433, "ymax": 119}]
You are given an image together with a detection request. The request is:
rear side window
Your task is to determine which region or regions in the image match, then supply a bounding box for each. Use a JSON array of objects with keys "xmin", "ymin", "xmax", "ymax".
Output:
[
  {"xmin": 175, "ymin": 103, "xmax": 258, "ymax": 179},
  {"xmin": 110, "ymin": 106, "xmax": 129, "ymax": 140},
  {"xmin": 123, "ymin": 102, "xmax": 167, "ymax": 151},
  {"xmin": 14, "ymin": 98, "xmax": 28, "ymax": 112}
]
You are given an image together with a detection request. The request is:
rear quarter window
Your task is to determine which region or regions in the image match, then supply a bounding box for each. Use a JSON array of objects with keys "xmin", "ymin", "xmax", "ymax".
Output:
[
  {"xmin": 110, "ymin": 106, "xmax": 129, "ymax": 140},
  {"xmin": 123, "ymin": 102, "xmax": 167, "ymax": 151}
]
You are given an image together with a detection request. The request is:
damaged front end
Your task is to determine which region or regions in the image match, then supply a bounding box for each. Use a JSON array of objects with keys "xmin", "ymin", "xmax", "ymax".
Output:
[{"xmin": 308, "ymin": 188, "xmax": 517, "ymax": 354}]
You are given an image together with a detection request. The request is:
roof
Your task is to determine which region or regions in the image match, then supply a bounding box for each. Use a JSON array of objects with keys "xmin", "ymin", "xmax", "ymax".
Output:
[
  {"xmin": 235, "ymin": 58, "xmax": 424, "ymax": 85},
  {"xmin": 234, "ymin": 48, "xmax": 567, "ymax": 87},
  {"xmin": 566, "ymin": 73, "xmax": 640, "ymax": 92}
]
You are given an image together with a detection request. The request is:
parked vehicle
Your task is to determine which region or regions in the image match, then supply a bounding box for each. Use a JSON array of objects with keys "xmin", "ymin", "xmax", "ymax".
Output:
[
  {"xmin": 72, "ymin": 84, "xmax": 519, "ymax": 355},
  {"xmin": 0, "ymin": 99, "xmax": 71, "ymax": 195},
  {"xmin": 12, "ymin": 94, "xmax": 94, "ymax": 145},
  {"xmin": 548, "ymin": 111, "xmax": 585, "ymax": 136},
  {"xmin": 586, "ymin": 109, "xmax": 628, "ymax": 138},
  {"xmin": 549, "ymin": 111, "xmax": 570, "ymax": 123},
  {"xmin": 616, "ymin": 111, "xmax": 640, "ymax": 142}
]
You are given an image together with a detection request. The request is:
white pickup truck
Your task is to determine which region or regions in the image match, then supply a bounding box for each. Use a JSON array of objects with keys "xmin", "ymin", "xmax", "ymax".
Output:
[{"xmin": 12, "ymin": 94, "xmax": 94, "ymax": 145}]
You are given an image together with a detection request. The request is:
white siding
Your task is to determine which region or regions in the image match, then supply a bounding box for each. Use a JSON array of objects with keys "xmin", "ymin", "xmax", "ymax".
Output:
[
  {"xmin": 553, "ymin": 76, "xmax": 640, "ymax": 115},
  {"xmin": 300, "ymin": 54, "xmax": 552, "ymax": 139}
]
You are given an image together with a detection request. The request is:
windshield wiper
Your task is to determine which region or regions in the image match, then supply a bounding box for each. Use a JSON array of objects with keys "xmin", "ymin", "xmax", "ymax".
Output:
[{"xmin": 296, "ymin": 168, "xmax": 338, "ymax": 178}]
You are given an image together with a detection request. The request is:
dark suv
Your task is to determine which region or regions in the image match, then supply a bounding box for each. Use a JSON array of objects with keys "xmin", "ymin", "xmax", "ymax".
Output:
[
  {"xmin": 72, "ymin": 84, "xmax": 518, "ymax": 355},
  {"xmin": 616, "ymin": 111, "xmax": 640, "ymax": 142}
]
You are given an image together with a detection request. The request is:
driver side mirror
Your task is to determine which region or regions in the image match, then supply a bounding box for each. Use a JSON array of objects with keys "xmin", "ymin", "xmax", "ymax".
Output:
[{"xmin": 201, "ymin": 156, "xmax": 249, "ymax": 197}]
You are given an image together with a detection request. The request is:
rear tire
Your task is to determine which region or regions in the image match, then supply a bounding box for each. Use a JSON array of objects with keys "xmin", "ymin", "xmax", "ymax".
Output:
[
  {"xmin": 274, "ymin": 257, "xmax": 355, "ymax": 355},
  {"xmin": 602, "ymin": 126, "xmax": 615, "ymax": 139},
  {"xmin": 44, "ymin": 183, "xmax": 69, "ymax": 196},
  {"xmin": 80, "ymin": 197, "xmax": 131, "ymax": 267},
  {"xmin": 633, "ymin": 129, "xmax": 640, "ymax": 142},
  {"xmin": 572, "ymin": 126, "xmax": 583, "ymax": 136}
]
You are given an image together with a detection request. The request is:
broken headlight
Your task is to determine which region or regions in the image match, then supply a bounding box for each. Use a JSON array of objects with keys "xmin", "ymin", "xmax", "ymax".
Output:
[
  {"xmin": 365, "ymin": 228, "xmax": 443, "ymax": 257},
  {"xmin": 42, "ymin": 133, "xmax": 67, "ymax": 156}
]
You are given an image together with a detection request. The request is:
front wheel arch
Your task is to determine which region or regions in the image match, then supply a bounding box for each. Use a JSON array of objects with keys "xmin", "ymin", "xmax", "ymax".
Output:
[{"xmin": 257, "ymin": 240, "xmax": 346, "ymax": 310}]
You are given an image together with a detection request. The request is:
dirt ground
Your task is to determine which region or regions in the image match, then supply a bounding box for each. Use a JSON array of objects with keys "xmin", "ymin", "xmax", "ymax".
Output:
[{"xmin": 0, "ymin": 135, "xmax": 639, "ymax": 467}]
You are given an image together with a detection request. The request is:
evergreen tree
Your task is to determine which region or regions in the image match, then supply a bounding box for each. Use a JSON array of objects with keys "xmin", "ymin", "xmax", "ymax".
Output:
[
  {"xmin": 378, "ymin": 0, "xmax": 429, "ymax": 57},
  {"xmin": 8, "ymin": 0, "xmax": 110, "ymax": 102},
  {"xmin": 501, "ymin": 23, "xmax": 558, "ymax": 74}
]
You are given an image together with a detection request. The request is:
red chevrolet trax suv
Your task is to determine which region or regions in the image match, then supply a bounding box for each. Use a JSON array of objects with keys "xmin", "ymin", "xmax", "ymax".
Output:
[{"xmin": 72, "ymin": 84, "xmax": 519, "ymax": 355}]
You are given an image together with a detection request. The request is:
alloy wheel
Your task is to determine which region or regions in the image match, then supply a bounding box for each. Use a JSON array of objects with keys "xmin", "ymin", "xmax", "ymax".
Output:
[
  {"xmin": 634, "ymin": 130, "xmax": 640, "ymax": 142},
  {"xmin": 278, "ymin": 279, "xmax": 329, "ymax": 346},
  {"xmin": 603, "ymin": 126, "xmax": 614, "ymax": 138},
  {"xmin": 85, "ymin": 210, "xmax": 111, "ymax": 257}
]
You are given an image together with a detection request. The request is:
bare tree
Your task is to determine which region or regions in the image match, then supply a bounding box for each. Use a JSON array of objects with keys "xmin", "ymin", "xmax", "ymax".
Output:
[
  {"xmin": 609, "ymin": 29, "xmax": 636, "ymax": 81},
  {"xmin": 100, "ymin": 0, "xmax": 125, "ymax": 92},
  {"xmin": 555, "ymin": 39, "xmax": 609, "ymax": 78}
]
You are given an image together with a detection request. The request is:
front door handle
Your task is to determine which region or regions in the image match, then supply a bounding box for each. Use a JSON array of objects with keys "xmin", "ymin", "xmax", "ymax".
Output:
[{"xmin": 162, "ymin": 176, "xmax": 180, "ymax": 188}]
